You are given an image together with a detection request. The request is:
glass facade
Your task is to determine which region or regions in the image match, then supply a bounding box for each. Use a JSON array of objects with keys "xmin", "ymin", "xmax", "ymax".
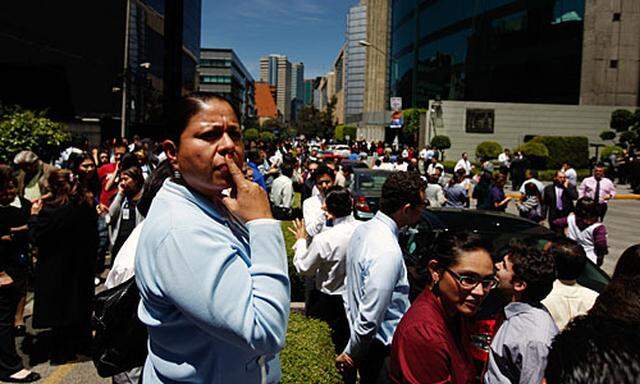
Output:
[
  {"xmin": 390, "ymin": 0, "xmax": 585, "ymax": 108},
  {"xmin": 345, "ymin": 5, "xmax": 367, "ymax": 122}
]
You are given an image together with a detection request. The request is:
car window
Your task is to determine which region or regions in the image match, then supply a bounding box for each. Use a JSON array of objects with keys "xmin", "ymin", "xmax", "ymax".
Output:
[{"xmin": 356, "ymin": 173, "xmax": 389, "ymax": 196}]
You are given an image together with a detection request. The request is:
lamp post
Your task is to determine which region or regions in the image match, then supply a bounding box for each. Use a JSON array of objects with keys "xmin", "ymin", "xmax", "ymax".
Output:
[{"xmin": 358, "ymin": 40, "xmax": 398, "ymax": 87}]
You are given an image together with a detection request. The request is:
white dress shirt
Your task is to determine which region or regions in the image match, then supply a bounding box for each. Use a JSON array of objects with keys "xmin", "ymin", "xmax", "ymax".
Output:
[
  {"xmin": 292, "ymin": 215, "xmax": 361, "ymax": 295},
  {"xmin": 302, "ymin": 194, "xmax": 326, "ymax": 237},
  {"xmin": 269, "ymin": 175, "xmax": 294, "ymax": 208},
  {"xmin": 343, "ymin": 211, "xmax": 410, "ymax": 360},
  {"xmin": 541, "ymin": 280, "xmax": 598, "ymax": 330},
  {"xmin": 519, "ymin": 178, "xmax": 545, "ymax": 194},
  {"xmin": 564, "ymin": 168, "xmax": 577, "ymax": 186},
  {"xmin": 454, "ymin": 159, "xmax": 472, "ymax": 175}
]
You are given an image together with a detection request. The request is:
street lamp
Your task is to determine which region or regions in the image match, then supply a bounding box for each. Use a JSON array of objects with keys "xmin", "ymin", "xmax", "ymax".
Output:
[{"xmin": 358, "ymin": 40, "xmax": 399, "ymax": 94}]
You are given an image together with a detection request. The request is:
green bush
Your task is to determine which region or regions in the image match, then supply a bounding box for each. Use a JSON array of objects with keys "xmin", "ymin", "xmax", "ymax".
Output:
[
  {"xmin": 0, "ymin": 109, "xmax": 70, "ymax": 163},
  {"xmin": 475, "ymin": 141, "xmax": 503, "ymax": 161},
  {"xmin": 281, "ymin": 221, "xmax": 304, "ymax": 302},
  {"xmin": 611, "ymin": 109, "xmax": 633, "ymax": 132},
  {"xmin": 600, "ymin": 130, "xmax": 616, "ymax": 141},
  {"xmin": 430, "ymin": 135, "xmax": 451, "ymax": 150},
  {"xmin": 601, "ymin": 145, "xmax": 624, "ymax": 161},
  {"xmin": 529, "ymin": 136, "xmax": 589, "ymax": 169},
  {"xmin": 280, "ymin": 312, "xmax": 341, "ymax": 384},
  {"xmin": 260, "ymin": 131, "xmax": 275, "ymax": 142},
  {"xmin": 244, "ymin": 128, "xmax": 260, "ymax": 142},
  {"xmin": 619, "ymin": 130, "xmax": 638, "ymax": 144},
  {"xmin": 334, "ymin": 125, "xmax": 357, "ymax": 141},
  {"xmin": 515, "ymin": 142, "xmax": 550, "ymax": 169}
]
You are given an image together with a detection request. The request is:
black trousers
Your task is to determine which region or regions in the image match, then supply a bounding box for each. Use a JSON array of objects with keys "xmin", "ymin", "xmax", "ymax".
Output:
[
  {"xmin": 597, "ymin": 203, "xmax": 608, "ymax": 222},
  {"xmin": 0, "ymin": 282, "xmax": 24, "ymax": 377},
  {"xmin": 305, "ymin": 291, "xmax": 350, "ymax": 353},
  {"xmin": 358, "ymin": 339, "xmax": 391, "ymax": 384}
]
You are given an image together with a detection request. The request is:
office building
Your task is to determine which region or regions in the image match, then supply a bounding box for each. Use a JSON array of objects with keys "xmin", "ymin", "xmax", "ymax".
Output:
[
  {"xmin": 304, "ymin": 79, "xmax": 315, "ymax": 105},
  {"xmin": 345, "ymin": 4, "xmax": 368, "ymax": 124},
  {"xmin": 390, "ymin": 0, "xmax": 640, "ymax": 108},
  {"xmin": 0, "ymin": 0, "xmax": 201, "ymax": 141},
  {"xmin": 255, "ymin": 82, "xmax": 279, "ymax": 125},
  {"xmin": 332, "ymin": 44, "xmax": 347, "ymax": 124},
  {"xmin": 291, "ymin": 62, "xmax": 305, "ymax": 120},
  {"xmin": 198, "ymin": 48, "xmax": 255, "ymax": 120},
  {"xmin": 260, "ymin": 54, "xmax": 293, "ymax": 121}
]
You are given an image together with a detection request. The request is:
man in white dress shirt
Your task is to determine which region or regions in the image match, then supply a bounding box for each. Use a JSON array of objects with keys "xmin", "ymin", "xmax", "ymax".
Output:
[
  {"xmin": 302, "ymin": 164, "xmax": 335, "ymax": 237},
  {"xmin": 290, "ymin": 187, "xmax": 361, "ymax": 354},
  {"xmin": 337, "ymin": 172, "xmax": 426, "ymax": 384},
  {"xmin": 454, "ymin": 152, "xmax": 473, "ymax": 175},
  {"xmin": 269, "ymin": 163, "xmax": 294, "ymax": 219}
]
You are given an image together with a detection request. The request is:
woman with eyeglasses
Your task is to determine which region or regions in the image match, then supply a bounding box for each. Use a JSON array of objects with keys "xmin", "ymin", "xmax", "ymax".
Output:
[{"xmin": 389, "ymin": 232, "xmax": 496, "ymax": 384}]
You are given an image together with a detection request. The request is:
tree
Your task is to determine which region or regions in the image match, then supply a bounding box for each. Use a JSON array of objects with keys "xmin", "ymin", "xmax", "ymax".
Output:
[
  {"xmin": 0, "ymin": 108, "xmax": 70, "ymax": 163},
  {"xmin": 243, "ymin": 128, "xmax": 260, "ymax": 142},
  {"xmin": 610, "ymin": 109, "xmax": 633, "ymax": 132},
  {"xmin": 402, "ymin": 108, "xmax": 426, "ymax": 146},
  {"xmin": 600, "ymin": 130, "xmax": 617, "ymax": 141},
  {"xmin": 476, "ymin": 141, "xmax": 503, "ymax": 160},
  {"xmin": 430, "ymin": 135, "xmax": 451, "ymax": 160},
  {"xmin": 295, "ymin": 97, "xmax": 337, "ymax": 139}
]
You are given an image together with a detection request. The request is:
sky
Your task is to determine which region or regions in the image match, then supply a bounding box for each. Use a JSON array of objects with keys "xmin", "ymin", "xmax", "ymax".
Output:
[{"xmin": 200, "ymin": 0, "xmax": 357, "ymax": 80}]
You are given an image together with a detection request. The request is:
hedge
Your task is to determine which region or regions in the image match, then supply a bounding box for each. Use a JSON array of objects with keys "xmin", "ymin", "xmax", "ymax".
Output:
[
  {"xmin": 281, "ymin": 221, "xmax": 305, "ymax": 302},
  {"xmin": 430, "ymin": 135, "xmax": 451, "ymax": 150},
  {"xmin": 334, "ymin": 124, "xmax": 357, "ymax": 142},
  {"xmin": 280, "ymin": 312, "xmax": 341, "ymax": 384},
  {"xmin": 260, "ymin": 131, "xmax": 275, "ymax": 142},
  {"xmin": 529, "ymin": 136, "xmax": 589, "ymax": 169},
  {"xmin": 244, "ymin": 128, "xmax": 259, "ymax": 142},
  {"xmin": 514, "ymin": 141, "xmax": 550, "ymax": 169},
  {"xmin": 476, "ymin": 141, "xmax": 502, "ymax": 160},
  {"xmin": 601, "ymin": 145, "xmax": 624, "ymax": 161}
]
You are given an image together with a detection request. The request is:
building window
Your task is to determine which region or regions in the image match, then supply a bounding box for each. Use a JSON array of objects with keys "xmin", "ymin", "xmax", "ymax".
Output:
[
  {"xmin": 200, "ymin": 59, "xmax": 231, "ymax": 68},
  {"xmin": 465, "ymin": 109, "xmax": 495, "ymax": 134},
  {"xmin": 200, "ymin": 75, "xmax": 232, "ymax": 84},
  {"xmin": 613, "ymin": 12, "xmax": 621, "ymax": 21},
  {"xmin": 610, "ymin": 60, "xmax": 619, "ymax": 69}
]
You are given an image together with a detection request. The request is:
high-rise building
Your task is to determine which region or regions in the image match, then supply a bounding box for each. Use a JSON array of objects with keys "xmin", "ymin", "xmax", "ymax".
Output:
[
  {"xmin": 291, "ymin": 62, "xmax": 305, "ymax": 121},
  {"xmin": 260, "ymin": 54, "xmax": 293, "ymax": 121},
  {"xmin": 345, "ymin": 4, "xmax": 368, "ymax": 124},
  {"xmin": 304, "ymin": 79, "xmax": 315, "ymax": 106},
  {"xmin": 0, "ymin": 0, "xmax": 201, "ymax": 141},
  {"xmin": 332, "ymin": 44, "xmax": 347, "ymax": 124},
  {"xmin": 198, "ymin": 48, "xmax": 255, "ymax": 121}
]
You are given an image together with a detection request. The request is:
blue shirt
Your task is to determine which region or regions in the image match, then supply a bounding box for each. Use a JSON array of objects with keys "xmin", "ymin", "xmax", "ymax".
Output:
[
  {"xmin": 343, "ymin": 211, "xmax": 411, "ymax": 360},
  {"xmin": 248, "ymin": 161, "xmax": 267, "ymax": 190},
  {"xmin": 135, "ymin": 180, "xmax": 290, "ymax": 383}
]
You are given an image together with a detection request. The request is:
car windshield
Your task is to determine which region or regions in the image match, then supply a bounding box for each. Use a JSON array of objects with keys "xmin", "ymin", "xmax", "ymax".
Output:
[{"xmin": 356, "ymin": 173, "xmax": 389, "ymax": 196}]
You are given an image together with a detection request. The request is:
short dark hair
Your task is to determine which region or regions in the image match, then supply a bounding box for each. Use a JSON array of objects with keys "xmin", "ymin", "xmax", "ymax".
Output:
[
  {"xmin": 0, "ymin": 165, "xmax": 17, "ymax": 190},
  {"xmin": 379, "ymin": 172, "xmax": 426, "ymax": 216},
  {"xmin": 595, "ymin": 162, "xmax": 605, "ymax": 169},
  {"xmin": 612, "ymin": 244, "xmax": 640, "ymax": 280},
  {"xmin": 546, "ymin": 239, "xmax": 586, "ymax": 280},
  {"xmin": 138, "ymin": 160, "xmax": 173, "ymax": 217},
  {"xmin": 313, "ymin": 164, "xmax": 335, "ymax": 182},
  {"xmin": 280, "ymin": 163, "xmax": 294, "ymax": 178},
  {"xmin": 121, "ymin": 166, "xmax": 145, "ymax": 191},
  {"xmin": 589, "ymin": 276, "xmax": 640, "ymax": 326},
  {"xmin": 427, "ymin": 232, "xmax": 490, "ymax": 284},
  {"xmin": 575, "ymin": 197, "xmax": 598, "ymax": 220},
  {"xmin": 544, "ymin": 315, "xmax": 640, "ymax": 384},
  {"xmin": 246, "ymin": 150, "xmax": 261, "ymax": 164},
  {"xmin": 509, "ymin": 244, "xmax": 556, "ymax": 304},
  {"xmin": 325, "ymin": 186, "xmax": 352, "ymax": 218}
]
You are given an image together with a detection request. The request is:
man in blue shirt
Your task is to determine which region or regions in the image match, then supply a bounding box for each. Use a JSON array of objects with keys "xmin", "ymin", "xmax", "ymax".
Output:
[{"xmin": 337, "ymin": 172, "xmax": 426, "ymax": 384}]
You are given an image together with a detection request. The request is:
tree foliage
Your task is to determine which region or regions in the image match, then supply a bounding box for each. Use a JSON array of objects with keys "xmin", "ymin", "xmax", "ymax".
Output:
[
  {"xmin": 295, "ymin": 96, "xmax": 337, "ymax": 139},
  {"xmin": 259, "ymin": 131, "xmax": 275, "ymax": 142},
  {"xmin": 0, "ymin": 108, "xmax": 70, "ymax": 163},
  {"xmin": 243, "ymin": 128, "xmax": 260, "ymax": 142},
  {"xmin": 430, "ymin": 135, "xmax": 451, "ymax": 150},
  {"xmin": 515, "ymin": 142, "xmax": 550, "ymax": 169},
  {"xmin": 334, "ymin": 125, "xmax": 357, "ymax": 142},
  {"xmin": 599, "ymin": 130, "xmax": 616, "ymax": 141},
  {"xmin": 475, "ymin": 141, "xmax": 503, "ymax": 160},
  {"xmin": 610, "ymin": 109, "xmax": 634, "ymax": 132}
]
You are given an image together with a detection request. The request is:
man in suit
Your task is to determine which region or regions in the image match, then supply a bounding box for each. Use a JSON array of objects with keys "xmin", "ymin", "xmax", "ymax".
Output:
[{"xmin": 543, "ymin": 171, "xmax": 578, "ymax": 232}]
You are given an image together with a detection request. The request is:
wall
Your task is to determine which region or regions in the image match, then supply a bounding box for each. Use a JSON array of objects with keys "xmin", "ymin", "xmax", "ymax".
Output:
[{"xmin": 426, "ymin": 100, "xmax": 632, "ymax": 161}]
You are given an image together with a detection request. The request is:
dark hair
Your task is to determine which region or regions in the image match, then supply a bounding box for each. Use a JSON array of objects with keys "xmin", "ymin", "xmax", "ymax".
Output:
[
  {"xmin": 524, "ymin": 181, "xmax": 541, "ymax": 199},
  {"xmin": 169, "ymin": 92, "xmax": 241, "ymax": 146},
  {"xmin": 612, "ymin": 244, "xmax": 640, "ymax": 280},
  {"xmin": 380, "ymin": 171, "xmax": 426, "ymax": 216},
  {"xmin": 544, "ymin": 315, "xmax": 640, "ymax": 384},
  {"xmin": 119, "ymin": 152, "xmax": 140, "ymax": 171},
  {"xmin": 313, "ymin": 164, "xmax": 335, "ymax": 182},
  {"xmin": 68, "ymin": 151, "xmax": 100, "ymax": 199},
  {"xmin": 138, "ymin": 160, "xmax": 173, "ymax": 217},
  {"xmin": 0, "ymin": 165, "xmax": 17, "ymax": 190},
  {"xmin": 280, "ymin": 163, "xmax": 294, "ymax": 178},
  {"xmin": 427, "ymin": 232, "xmax": 490, "ymax": 284},
  {"xmin": 375, "ymin": 159, "xmax": 381, "ymax": 166},
  {"xmin": 324, "ymin": 186, "xmax": 352, "ymax": 218},
  {"xmin": 575, "ymin": 197, "xmax": 598, "ymax": 220},
  {"xmin": 546, "ymin": 238, "xmax": 586, "ymax": 280},
  {"xmin": 589, "ymin": 276, "xmax": 640, "ymax": 326},
  {"xmin": 342, "ymin": 164, "xmax": 353, "ymax": 174},
  {"xmin": 509, "ymin": 244, "xmax": 556, "ymax": 304},
  {"xmin": 46, "ymin": 169, "xmax": 89, "ymax": 207},
  {"xmin": 594, "ymin": 162, "xmax": 605, "ymax": 169},
  {"xmin": 121, "ymin": 166, "xmax": 145, "ymax": 192}
]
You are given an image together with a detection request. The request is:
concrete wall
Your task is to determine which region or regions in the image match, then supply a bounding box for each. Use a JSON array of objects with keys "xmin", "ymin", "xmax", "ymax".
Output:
[{"xmin": 426, "ymin": 100, "xmax": 632, "ymax": 161}]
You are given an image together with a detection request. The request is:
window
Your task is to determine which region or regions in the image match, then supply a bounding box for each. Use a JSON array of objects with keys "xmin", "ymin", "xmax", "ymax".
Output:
[
  {"xmin": 200, "ymin": 59, "xmax": 231, "ymax": 68},
  {"xmin": 613, "ymin": 12, "xmax": 621, "ymax": 21},
  {"xmin": 465, "ymin": 109, "xmax": 495, "ymax": 133},
  {"xmin": 199, "ymin": 75, "xmax": 232, "ymax": 84},
  {"xmin": 610, "ymin": 60, "xmax": 619, "ymax": 69}
]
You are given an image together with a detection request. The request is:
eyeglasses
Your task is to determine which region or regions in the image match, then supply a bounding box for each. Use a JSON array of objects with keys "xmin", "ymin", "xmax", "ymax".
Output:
[{"xmin": 445, "ymin": 268, "xmax": 498, "ymax": 291}]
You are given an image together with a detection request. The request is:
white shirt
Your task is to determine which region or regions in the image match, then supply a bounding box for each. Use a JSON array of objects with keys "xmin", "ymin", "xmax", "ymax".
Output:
[
  {"xmin": 395, "ymin": 163, "xmax": 408, "ymax": 172},
  {"xmin": 302, "ymin": 194, "xmax": 326, "ymax": 237},
  {"xmin": 105, "ymin": 221, "xmax": 144, "ymax": 289},
  {"xmin": 454, "ymin": 159, "xmax": 472, "ymax": 175},
  {"xmin": 541, "ymin": 280, "xmax": 598, "ymax": 331},
  {"xmin": 425, "ymin": 183, "xmax": 446, "ymax": 208},
  {"xmin": 519, "ymin": 178, "xmax": 545, "ymax": 194},
  {"xmin": 379, "ymin": 162, "xmax": 395, "ymax": 171},
  {"xmin": 498, "ymin": 152, "xmax": 511, "ymax": 167},
  {"xmin": 427, "ymin": 162, "xmax": 444, "ymax": 175},
  {"xmin": 564, "ymin": 168, "xmax": 577, "ymax": 186},
  {"xmin": 566, "ymin": 214, "xmax": 603, "ymax": 264},
  {"xmin": 269, "ymin": 175, "xmax": 294, "ymax": 208},
  {"xmin": 292, "ymin": 215, "xmax": 361, "ymax": 295}
]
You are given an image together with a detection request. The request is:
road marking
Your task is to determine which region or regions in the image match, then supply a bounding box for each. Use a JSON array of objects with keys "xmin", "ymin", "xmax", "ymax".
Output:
[{"xmin": 42, "ymin": 365, "xmax": 74, "ymax": 384}]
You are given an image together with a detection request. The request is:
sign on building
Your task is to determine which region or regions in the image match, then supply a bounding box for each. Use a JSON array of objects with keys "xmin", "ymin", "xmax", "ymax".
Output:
[{"xmin": 390, "ymin": 110, "xmax": 403, "ymax": 129}]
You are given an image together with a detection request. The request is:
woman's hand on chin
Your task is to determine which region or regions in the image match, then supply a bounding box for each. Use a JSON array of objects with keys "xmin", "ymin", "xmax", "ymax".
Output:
[{"xmin": 221, "ymin": 155, "xmax": 272, "ymax": 222}]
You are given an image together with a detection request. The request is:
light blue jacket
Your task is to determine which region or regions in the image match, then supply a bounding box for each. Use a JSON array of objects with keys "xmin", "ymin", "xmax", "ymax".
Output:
[{"xmin": 135, "ymin": 180, "xmax": 290, "ymax": 383}]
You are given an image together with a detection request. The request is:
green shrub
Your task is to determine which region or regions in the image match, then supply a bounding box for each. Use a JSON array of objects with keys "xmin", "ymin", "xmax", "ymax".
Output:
[
  {"xmin": 619, "ymin": 130, "xmax": 638, "ymax": 144},
  {"xmin": 475, "ymin": 141, "xmax": 503, "ymax": 161},
  {"xmin": 334, "ymin": 125, "xmax": 357, "ymax": 141},
  {"xmin": 281, "ymin": 221, "xmax": 305, "ymax": 302},
  {"xmin": 601, "ymin": 145, "xmax": 624, "ymax": 161},
  {"xmin": 260, "ymin": 131, "xmax": 275, "ymax": 142},
  {"xmin": 280, "ymin": 312, "xmax": 341, "ymax": 384},
  {"xmin": 611, "ymin": 109, "xmax": 633, "ymax": 132},
  {"xmin": 442, "ymin": 160, "xmax": 457, "ymax": 172},
  {"xmin": 244, "ymin": 128, "xmax": 260, "ymax": 142},
  {"xmin": 515, "ymin": 142, "xmax": 550, "ymax": 169},
  {"xmin": 430, "ymin": 135, "xmax": 451, "ymax": 150},
  {"xmin": 529, "ymin": 136, "xmax": 589, "ymax": 169},
  {"xmin": 600, "ymin": 130, "xmax": 616, "ymax": 141}
]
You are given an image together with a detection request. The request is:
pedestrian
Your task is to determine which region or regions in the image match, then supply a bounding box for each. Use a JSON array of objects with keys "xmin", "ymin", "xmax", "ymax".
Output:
[
  {"xmin": 515, "ymin": 182, "xmax": 544, "ymax": 222},
  {"xmin": 107, "ymin": 166, "xmax": 145, "ymax": 263},
  {"xmin": 335, "ymin": 164, "xmax": 353, "ymax": 189},
  {"xmin": 336, "ymin": 172, "xmax": 426, "ymax": 383},
  {"xmin": 290, "ymin": 187, "xmax": 360, "ymax": 355},
  {"xmin": 389, "ymin": 233, "xmax": 496, "ymax": 384},
  {"xmin": 269, "ymin": 163, "xmax": 294, "ymax": 220},
  {"xmin": 454, "ymin": 152, "xmax": 472, "ymax": 176},
  {"xmin": 488, "ymin": 173, "xmax": 511, "ymax": 212},
  {"xmin": 472, "ymin": 171, "xmax": 493, "ymax": 210},
  {"xmin": 425, "ymin": 173, "xmax": 446, "ymax": 208},
  {"xmin": 542, "ymin": 171, "xmax": 578, "ymax": 232},
  {"xmin": 612, "ymin": 244, "xmax": 640, "ymax": 280},
  {"xmin": 553, "ymin": 197, "xmax": 608, "ymax": 266},
  {"xmin": 246, "ymin": 150, "xmax": 268, "ymax": 191},
  {"xmin": 30, "ymin": 169, "xmax": 98, "ymax": 364},
  {"xmin": 302, "ymin": 164, "xmax": 335, "ymax": 237},
  {"xmin": 426, "ymin": 157, "xmax": 443, "ymax": 176},
  {"xmin": 498, "ymin": 148, "xmax": 511, "ymax": 176},
  {"xmin": 561, "ymin": 161, "xmax": 577, "ymax": 187},
  {"xmin": 510, "ymin": 151, "xmax": 527, "ymax": 191},
  {"xmin": 445, "ymin": 169, "xmax": 470, "ymax": 208},
  {"xmin": 486, "ymin": 245, "xmax": 557, "ymax": 384},
  {"xmin": 135, "ymin": 93, "xmax": 289, "ymax": 383},
  {"xmin": 578, "ymin": 163, "xmax": 616, "ymax": 221},
  {"xmin": 519, "ymin": 169, "xmax": 544, "ymax": 194},
  {"xmin": 131, "ymin": 142, "xmax": 156, "ymax": 180},
  {"xmin": 541, "ymin": 239, "xmax": 599, "ymax": 330},
  {"xmin": 13, "ymin": 150, "xmax": 56, "ymax": 202},
  {"xmin": 0, "ymin": 166, "xmax": 40, "ymax": 383}
]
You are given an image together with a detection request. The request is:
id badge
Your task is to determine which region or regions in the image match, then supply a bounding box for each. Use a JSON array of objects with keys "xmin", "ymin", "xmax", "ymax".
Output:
[{"xmin": 123, "ymin": 208, "xmax": 130, "ymax": 220}]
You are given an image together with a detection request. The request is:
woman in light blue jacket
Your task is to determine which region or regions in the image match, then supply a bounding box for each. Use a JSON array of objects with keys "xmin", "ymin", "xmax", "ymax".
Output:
[{"xmin": 135, "ymin": 93, "xmax": 290, "ymax": 383}]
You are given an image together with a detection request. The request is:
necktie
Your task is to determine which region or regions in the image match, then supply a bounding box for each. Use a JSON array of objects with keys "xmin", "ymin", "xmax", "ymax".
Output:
[
  {"xmin": 556, "ymin": 188, "xmax": 563, "ymax": 211},
  {"xmin": 594, "ymin": 179, "xmax": 601, "ymax": 203}
]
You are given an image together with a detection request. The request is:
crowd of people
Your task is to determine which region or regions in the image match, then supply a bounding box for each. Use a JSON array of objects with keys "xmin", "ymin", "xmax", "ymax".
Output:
[{"xmin": 0, "ymin": 91, "xmax": 638, "ymax": 383}]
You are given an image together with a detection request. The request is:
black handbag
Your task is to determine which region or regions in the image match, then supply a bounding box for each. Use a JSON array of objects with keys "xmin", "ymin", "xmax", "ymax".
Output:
[{"xmin": 92, "ymin": 276, "xmax": 148, "ymax": 377}]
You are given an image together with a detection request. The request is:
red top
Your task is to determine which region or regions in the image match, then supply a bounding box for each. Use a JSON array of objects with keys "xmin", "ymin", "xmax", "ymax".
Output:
[
  {"xmin": 98, "ymin": 163, "xmax": 118, "ymax": 206},
  {"xmin": 389, "ymin": 289, "xmax": 478, "ymax": 384}
]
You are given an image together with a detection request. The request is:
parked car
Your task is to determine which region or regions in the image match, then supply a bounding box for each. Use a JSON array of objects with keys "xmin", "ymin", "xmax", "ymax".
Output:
[
  {"xmin": 332, "ymin": 144, "xmax": 351, "ymax": 158},
  {"xmin": 351, "ymin": 169, "xmax": 393, "ymax": 220}
]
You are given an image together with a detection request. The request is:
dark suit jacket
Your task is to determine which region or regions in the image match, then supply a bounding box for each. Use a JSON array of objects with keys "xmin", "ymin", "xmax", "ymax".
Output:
[{"xmin": 543, "ymin": 184, "xmax": 578, "ymax": 222}]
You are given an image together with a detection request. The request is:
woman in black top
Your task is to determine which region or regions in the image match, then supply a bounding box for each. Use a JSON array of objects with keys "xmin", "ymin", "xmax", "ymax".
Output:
[
  {"xmin": 30, "ymin": 169, "xmax": 98, "ymax": 364},
  {"xmin": 0, "ymin": 166, "xmax": 39, "ymax": 382}
]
